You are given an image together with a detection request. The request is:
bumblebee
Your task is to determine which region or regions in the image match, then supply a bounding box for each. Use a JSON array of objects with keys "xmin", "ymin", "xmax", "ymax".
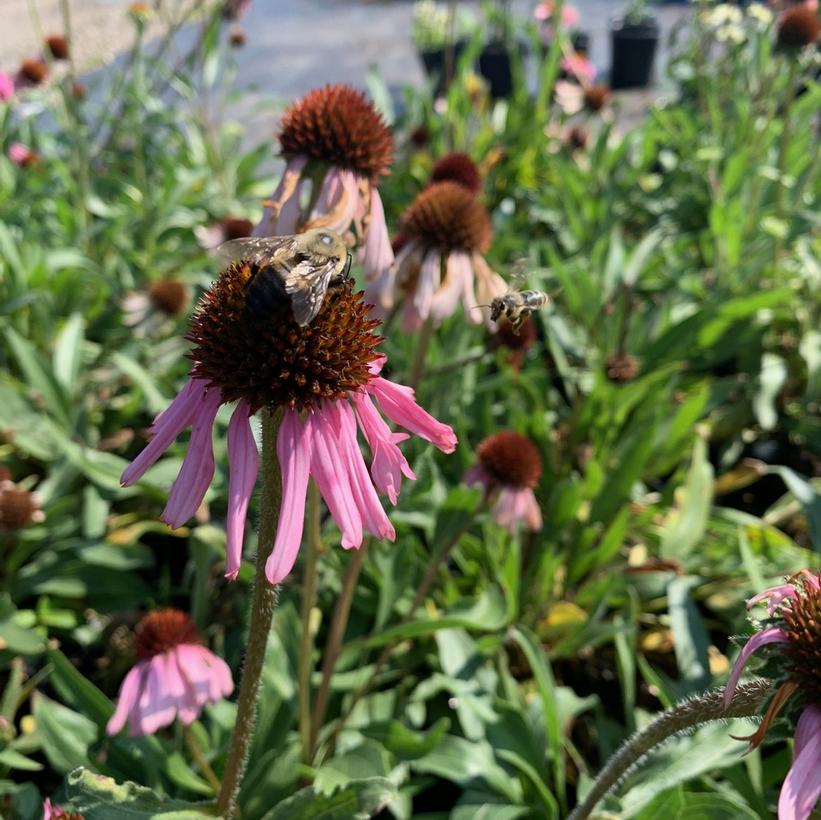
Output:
[{"xmin": 218, "ymin": 229, "xmax": 352, "ymax": 327}]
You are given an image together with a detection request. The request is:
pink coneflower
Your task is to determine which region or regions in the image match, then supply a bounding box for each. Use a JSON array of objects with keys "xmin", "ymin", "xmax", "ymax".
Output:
[
  {"xmin": 107, "ymin": 609, "xmax": 233, "ymax": 737},
  {"xmin": 429, "ymin": 152, "xmax": 482, "ymax": 194},
  {"xmin": 255, "ymin": 84, "xmax": 394, "ymax": 282},
  {"xmin": 194, "ymin": 216, "xmax": 254, "ymax": 252},
  {"xmin": 122, "ymin": 279, "xmax": 190, "ymax": 333},
  {"xmin": 8, "ymin": 142, "xmax": 38, "ymax": 167},
  {"xmin": 561, "ymin": 52, "xmax": 597, "ymax": 84},
  {"xmin": 365, "ymin": 181, "xmax": 507, "ymax": 331},
  {"xmin": 777, "ymin": 4, "xmax": 820, "ymax": 47},
  {"xmin": 724, "ymin": 570, "xmax": 821, "ymax": 819},
  {"xmin": 120, "ymin": 257, "xmax": 456, "ymax": 583},
  {"xmin": 534, "ymin": 2, "xmax": 581, "ymax": 28},
  {"xmin": 465, "ymin": 431, "xmax": 542, "ymax": 532},
  {"xmin": 0, "ymin": 71, "xmax": 15, "ymax": 101},
  {"xmin": 0, "ymin": 475, "xmax": 44, "ymax": 531},
  {"xmin": 17, "ymin": 58, "xmax": 48, "ymax": 87},
  {"xmin": 45, "ymin": 34, "xmax": 70, "ymax": 60},
  {"xmin": 43, "ymin": 799, "xmax": 84, "ymax": 819}
]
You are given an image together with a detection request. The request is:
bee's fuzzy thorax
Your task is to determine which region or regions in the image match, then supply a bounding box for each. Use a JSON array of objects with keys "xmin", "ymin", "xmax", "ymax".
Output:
[
  {"xmin": 402, "ymin": 181, "xmax": 492, "ymax": 254},
  {"xmin": 187, "ymin": 262, "xmax": 382, "ymax": 412},
  {"xmin": 278, "ymin": 84, "xmax": 393, "ymax": 180}
]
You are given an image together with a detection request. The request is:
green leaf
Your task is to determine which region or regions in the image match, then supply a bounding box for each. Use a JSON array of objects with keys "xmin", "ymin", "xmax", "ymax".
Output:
[
  {"xmin": 31, "ymin": 693, "xmax": 97, "ymax": 774},
  {"xmin": 359, "ymin": 717, "xmax": 450, "ymax": 761},
  {"xmin": 61, "ymin": 767, "xmax": 214, "ymax": 818},
  {"xmin": 667, "ymin": 577, "xmax": 711, "ymax": 689},
  {"xmin": 768, "ymin": 467, "xmax": 821, "ymax": 553},
  {"xmin": 753, "ymin": 353, "xmax": 787, "ymax": 431},
  {"xmin": 633, "ymin": 789, "xmax": 757, "ymax": 819},
  {"xmin": 0, "ymin": 748, "xmax": 43, "ymax": 771},
  {"xmin": 53, "ymin": 312, "xmax": 84, "ymax": 392},
  {"xmin": 260, "ymin": 777, "xmax": 397, "ymax": 820}
]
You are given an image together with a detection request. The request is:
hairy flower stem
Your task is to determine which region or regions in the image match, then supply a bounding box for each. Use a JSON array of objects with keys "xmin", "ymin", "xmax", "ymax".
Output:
[
  {"xmin": 309, "ymin": 539, "xmax": 370, "ymax": 758},
  {"xmin": 216, "ymin": 410, "xmax": 282, "ymax": 818},
  {"xmin": 567, "ymin": 680, "xmax": 772, "ymax": 820},
  {"xmin": 299, "ymin": 482, "xmax": 323, "ymax": 766}
]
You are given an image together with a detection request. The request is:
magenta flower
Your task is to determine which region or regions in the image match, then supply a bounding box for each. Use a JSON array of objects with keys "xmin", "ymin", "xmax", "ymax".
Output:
[
  {"xmin": 724, "ymin": 570, "xmax": 821, "ymax": 820},
  {"xmin": 43, "ymin": 798, "xmax": 83, "ymax": 819},
  {"xmin": 8, "ymin": 142, "xmax": 36, "ymax": 166},
  {"xmin": 465, "ymin": 431, "xmax": 542, "ymax": 532},
  {"xmin": 561, "ymin": 52, "xmax": 597, "ymax": 84},
  {"xmin": 0, "ymin": 71, "xmax": 15, "ymax": 101},
  {"xmin": 365, "ymin": 181, "xmax": 507, "ymax": 331},
  {"xmin": 107, "ymin": 609, "xmax": 233, "ymax": 737},
  {"xmin": 254, "ymin": 84, "xmax": 394, "ymax": 282},
  {"xmin": 121, "ymin": 259, "xmax": 456, "ymax": 584}
]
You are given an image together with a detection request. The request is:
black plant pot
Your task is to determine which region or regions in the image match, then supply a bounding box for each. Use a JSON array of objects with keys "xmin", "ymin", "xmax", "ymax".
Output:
[
  {"xmin": 419, "ymin": 40, "xmax": 467, "ymax": 96},
  {"xmin": 610, "ymin": 17, "xmax": 659, "ymax": 90},
  {"xmin": 478, "ymin": 40, "xmax": 521, "ymax": 98}
]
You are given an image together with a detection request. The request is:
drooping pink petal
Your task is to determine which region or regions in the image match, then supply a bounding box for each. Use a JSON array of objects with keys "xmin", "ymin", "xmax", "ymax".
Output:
[
  {"xmin": 162, "ymin": 388, "xmax": 223, "ymax": 529},
  {"xmin": 461, "ymin": 254, "xmax": 482, "ymax": 324},
  {"xmin": 135, "ymin": 654, "xmax": 178, "ymax": 735},
  {"xmin": 778, "ymin": 707, "xmax": 821, "ymax": 820},
  {"xmin": 0, "ymin": 70, "xmax": 15, "ymax": 101},
  {"xmin": 331, "ymin": 401, "xmax": 395, "ymax": 541},
  {"xmin": 308, "ymin": 404, "xmax": 363, "ymax": 549},
  {"xmin": 360, "ymin": 187, "xmax": 394, "ymax": 281},
  {"xmin": 494, "ymin": 486, "xmax": 543, "ymax": 532},
  {"xmin": 172, "ymin": 651, "xmax": 202, "ymax": 725},
  {"xmin": 723, "ymin": 626, "xmax": 789, "ymax": 707},
  {"xmin": 252, "ymin": 156, "xmax": 308, "ymax": 237},
  {"xmin": 275, "ymin": 174, "xmax": 305, "ymax": 235},
  {"xmin": 352, "ymin": 392, "xmax": 415, "ymax": 504},
  {"xmin": 366, "ymin": 377, "xmax": 458, "ymax": 453},
  {"xmin": 175, "ymin": 644, "xmax": 234, "ymax": 706},
  {"xmin": 522, "ymin": 487, "xmax": 543, "ymax": 531},
  {"xmin": 412, "ymin": 250, "xmax": 440, "ymax": 322},
  {"xmin": 265, "ymin": 409, "xmax": 312, "ymax": 584},
  {"xmin": 748, "ymin": 583, "xmax": 798, "ymax": 616},
  {"xmin": 225, "ymin": 401, "xmax": 259, "ymax": 580},
  {"xmin": 121, "ymin": 379, "xmax": 209, "ymax": 486},
  {"xmin": 431, "ymin": 251, "xmax": 468, "ymax": 323},
  {"xmin": 306, "ymin": 167, "xmax": 359, "ymax": 233},
  {"xmin": 106, "ymin": 662, "xmax": 148, "ymax": 735}
]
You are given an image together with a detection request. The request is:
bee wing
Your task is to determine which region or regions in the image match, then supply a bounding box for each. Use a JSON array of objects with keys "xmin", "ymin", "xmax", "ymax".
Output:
[
  {"xmin": 216, "ymin": 235, "xmax": 294, "ymax": 267},
  {"xmin": 283, "ymin": 259, "xmax": 336, "ymax": 326}
]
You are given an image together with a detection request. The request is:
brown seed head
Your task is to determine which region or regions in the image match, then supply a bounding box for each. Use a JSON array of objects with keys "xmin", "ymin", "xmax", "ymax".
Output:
[
  {"xmin": 477, "ymin": 431, "xmax": 542, "ymax": 489},
  {"xmin": 605, "ymin": 352, "xmax": 640, "ymax": 383},
  {"xmin": 777, "ymin": 5, "xmax": 820, "ymax": 47},
  {"xmin": 279, "ymin": 84, "xmax": 393, "ymax": 180},
  {"xmin": 71, "ymin": 82, "xmax": 86, "ymax": 100},
  {"xmin": 229, "ymin": 26, "xmax": 247, "ymax": 47},
  {"xmin": 567, "ymin": 125, "xmax": 589, "ymax": 151},
  {"xmin": 409, "ymin": 124, "xmax": 430, "ymax": 149},
  {"xmin": 19, "ymin": 58, "xmax": 48, "ymax": 85},
  {"xmin": 0, "ymin": 481, "xmax": 42, "ymax": 531},
  {"xmin": 149, "ymin": 280, "xmax": 189, "ymax": 316},
  {"xmin": 188, "ymin": 268, "xmax": 381, "ymax": 413},
  {"xmin": 782, "ymin": 572, "xmax": 821, "ymax": 703},
  {"xmin": 220, "ymin": 217, "xmax": 254, "ymax": 241},
  {"xmin": 430, "ymin": 152, "xmax": 482, "ymax": 194},
  {"xmin": 402, "ymin": 181, "xmax": 492, "ymax": 254},
  {"xmin": 583, "ymin": 84, "xmax": 610, "ymax": 112},
  {"xmin": 45, "ymin": 34, "xmax": 70, "ymax": 60},
  {"xmin": 134, "ymin": 609, "xmax": 201, "ymax": 660}
]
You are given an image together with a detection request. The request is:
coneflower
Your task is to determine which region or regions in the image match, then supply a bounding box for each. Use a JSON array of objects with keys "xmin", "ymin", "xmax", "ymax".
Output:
[
  {"xmin": 195, "ymin": 216, "xmax": 254, "ymax": 252},
  {"xmin": 366, "ymin": 181, "xmax": 506, "ymax": 331},
  {"xmin": 605, "ymin": 352, "xmax": 640, "ymax": 383},
  {"xmin": 724, "ymin": 571, "xmax": 821, "ymax": 819},
  {"xmin": 43, "ymin": 799, "xmax": 84, "ymax": 820},
  {"xmin": 429, "ymin": 152, "xmax": 482, "ymax": 194},
  {"xmin": 465, "ymin": 431, "xmax": 543, "ymax": 532},
  {"xmin": 583, "ymin": 84, "xmax": 610, "ymax": 113},
  {"xmin": 122, "ymin": 280, "xmax": 190, "ymax": 331},
  {"xmin": 8, "ymin": 143, "xmax": 38, "ymax": 167},
  {"xmin": 120, "ymin": 258, "xmax": 456, "ymax": 583},
  {"xmin": 17, "ymin": 58, "xmax": 47, "ymax": 86},
  {"xmin": 0, "ymin": 476, "xmax": 44, "ymax": 531},
  {"xmin": 106, "ymin": 609, "xmax": 233, "ymax": 736},
  {"xmin": 255, "ymin": 84, "xmax": 394, "ymax": 281},
  {"xmin": 777, "ymin": 5, "xmax": 819, "ymax": 48},
  {"xmin": 45, "ymin": 34, "xmax": 70, "ymax": 60}
]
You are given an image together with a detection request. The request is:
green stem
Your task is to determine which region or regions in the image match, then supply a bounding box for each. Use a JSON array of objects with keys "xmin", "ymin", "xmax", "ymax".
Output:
[
  {"xmin": 216, "ymin": 410, "xmax": 283, "ymax": 818},
  {"xmin": 567, "ymin": 680, "xmax": 772, "ymax": 820},
  {"xmin": 771, "ymin": 60, "xmax": 799, "ymax": 271},
  {"xmin": 298, "ymin": 482, "xmax": 322, "ymax": 766},
  {"xmin": 184, "ymin": 726, "xmax": 222, "ymax": 794},
  {"xmin": 309, "ymin": 539, "xmax": 370, "ymax": 758},
  {"xmin": 408, "ymin": 317, "xmax": 435, "ymax": 392}
]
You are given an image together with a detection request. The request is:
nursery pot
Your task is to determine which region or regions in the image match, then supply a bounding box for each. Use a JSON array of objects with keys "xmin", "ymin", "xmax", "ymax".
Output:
[
  {"xmin": 419, "ymin": 40, "xmax": 467, "ymax": 95},
  {"xmin": 478, "ymin": 40, "xmax": 519, "ymax": 98},
  {"xmin": 609, "ymin": 17, "xmax": 659, "ymax": 90}
]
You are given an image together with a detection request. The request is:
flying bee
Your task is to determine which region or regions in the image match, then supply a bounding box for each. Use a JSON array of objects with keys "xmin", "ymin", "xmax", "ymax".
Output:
[
  {"xmin": 217, "ymin": 228, "xmax": 352, "ymax": 327},
  {"xmin": 488, "ymin": 289, "xmax": 549, "ymax": 334}
]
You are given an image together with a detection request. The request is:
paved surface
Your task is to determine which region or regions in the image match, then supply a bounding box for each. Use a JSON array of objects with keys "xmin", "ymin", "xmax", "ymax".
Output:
[{"xmin": 1, "ymin": 0, "xmax": 691, "ymax": 132}]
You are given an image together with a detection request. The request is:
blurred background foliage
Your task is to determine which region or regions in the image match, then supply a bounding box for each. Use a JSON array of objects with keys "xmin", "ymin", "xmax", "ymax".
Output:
[{"xmin": 0, "ymin": 0, "xmax": 819, "ymax": 818}]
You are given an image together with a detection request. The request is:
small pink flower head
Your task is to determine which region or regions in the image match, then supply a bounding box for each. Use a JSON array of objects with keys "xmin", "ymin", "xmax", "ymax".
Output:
[
  {"xmin": 107, "ymin": 609, "xmax": 233, "ymax": 737},
  {"xmin": 254, "ymin": 85, "xmax": 394, "ymax": 282},
  {"xmin": 465, "ymin": 431, "xmax": 542, "ymax": 532},
  {"xmin": 120, "ymin": 254, "xmax": 456, "ymax": 584},
  {"xmin": 535, "ymin": 2, "xmax": 580, "ymax": 28},
  {"xmin": 43, "ymin": 798, "xmax": 84, "ymax": 819},
  {"xmin": 0, "ymin": 71, "xmax": 15, "ymax": 101},
  {"xmin": 8, "ymin": 142, "xmax": 37, "ymax": 167},
  {"xmin": 365, "ymin": 181, "xmax": 507, "ymax": 331},
  {"xmin": 724, "ymin": 570, "xmax": 821, "ymax": 820},
  {"xmin": 561, "ymin": 52, "xmax": 597, "ymax": 84}
]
